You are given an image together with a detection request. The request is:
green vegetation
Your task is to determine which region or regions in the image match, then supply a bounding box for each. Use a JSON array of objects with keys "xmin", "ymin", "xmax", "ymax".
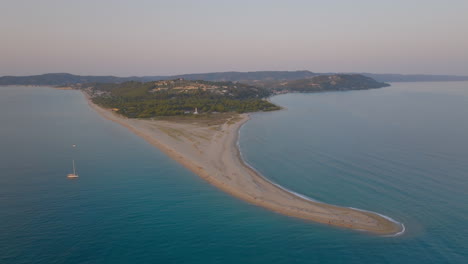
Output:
[
  {"xmin": 86, "ymin": 79, "xmax": 280, "ymax": 118},
  {"xmin": 268, "ymin": 74, "xmax": 390, "ymax": 92}
]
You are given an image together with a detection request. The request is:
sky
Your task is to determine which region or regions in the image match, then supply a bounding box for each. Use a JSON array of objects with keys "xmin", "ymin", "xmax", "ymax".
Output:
[{"xmin": 1, "ymin": 0, "xmax": 467, "ymax": 76}]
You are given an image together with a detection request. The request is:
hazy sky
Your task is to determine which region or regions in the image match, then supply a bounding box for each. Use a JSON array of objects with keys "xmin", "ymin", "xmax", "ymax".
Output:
[{"xmin": 1, "ymin": 0, "xmax": 467, "ymax": 76}]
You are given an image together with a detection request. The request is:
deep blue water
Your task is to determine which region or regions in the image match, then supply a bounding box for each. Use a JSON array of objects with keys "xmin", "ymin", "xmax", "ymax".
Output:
[{"xmin": 1, "ymin": 83, "xmax": 467, "ymax": 263}]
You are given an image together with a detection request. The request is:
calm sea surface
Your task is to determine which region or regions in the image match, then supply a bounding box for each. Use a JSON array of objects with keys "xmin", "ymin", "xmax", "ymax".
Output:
[{"xmin": 1, "ymin": 82, "xmax": 467, "ymax": 263}]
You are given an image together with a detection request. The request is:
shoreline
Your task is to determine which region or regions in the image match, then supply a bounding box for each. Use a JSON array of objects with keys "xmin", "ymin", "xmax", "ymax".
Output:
[{"xmin": 82, "ymin": 91, "xmax": 404, "ymax": 236}]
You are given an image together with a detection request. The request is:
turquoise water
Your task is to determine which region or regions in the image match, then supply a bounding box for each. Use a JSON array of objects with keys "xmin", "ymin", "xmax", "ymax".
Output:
[{"xmin": 1, "ymin": 83, "xmax": 467, "ymax": 263}]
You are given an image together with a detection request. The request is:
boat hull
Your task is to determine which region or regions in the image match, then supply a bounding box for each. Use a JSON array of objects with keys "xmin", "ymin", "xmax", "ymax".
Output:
[{"xmin": 67, "ymin": 174, "xmax": 79, "ymax": 179}]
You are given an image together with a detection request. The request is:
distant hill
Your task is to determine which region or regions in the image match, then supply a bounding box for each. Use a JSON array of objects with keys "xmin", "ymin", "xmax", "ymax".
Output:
[
  {"xmin": 358, "ymin": 73, "xmax": 468, "ymax": 82},
  {"xmin": 172, "ymin": 71, "xmax": 468, "ymax": 83},
  {"xmin": 167, "ymin": 71, "xmax": 319, "ymax": 82},
  {"xmin": 0, "ymin": 71, "xmax": 318, "ymax": 86},
  {"xmin": 1, "ymin": 71, "xmax": 467, "ymax": 87},
  {"xmin": 0, "ymin": 73, "xmax": 157, "ymax": 86}
]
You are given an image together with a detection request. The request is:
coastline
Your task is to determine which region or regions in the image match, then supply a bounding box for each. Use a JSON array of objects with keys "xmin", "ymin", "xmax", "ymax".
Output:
[{"xmin": 82, "ymin": 91, "xmax": 403, "ymax": 236}]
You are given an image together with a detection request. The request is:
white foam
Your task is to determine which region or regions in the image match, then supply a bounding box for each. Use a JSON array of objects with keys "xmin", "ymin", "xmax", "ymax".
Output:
[{"xmin": 349, "ymin": 207, "xmax": 406, "ymax": 237}]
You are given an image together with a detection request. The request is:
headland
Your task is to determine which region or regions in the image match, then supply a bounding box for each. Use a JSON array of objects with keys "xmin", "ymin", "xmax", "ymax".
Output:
[{"xmin": 82, "ymin": 91, "xmax": 404, "ymax": 235}]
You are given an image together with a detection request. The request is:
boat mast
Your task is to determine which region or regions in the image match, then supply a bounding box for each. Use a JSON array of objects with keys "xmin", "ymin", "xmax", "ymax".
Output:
[{"xmin": 72, "ymin": 160, "xmax": 76, "ymax": 175}]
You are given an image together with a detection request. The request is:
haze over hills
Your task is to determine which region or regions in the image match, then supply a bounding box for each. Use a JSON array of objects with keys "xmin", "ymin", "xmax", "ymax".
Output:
[
  {"xmin": 158, "ymin": 71, "xmax": 468, "ymax": 83},
  {"xmin": 0, "ymin": 71, "xmax": 320, "ymax": 86},
  {"xmin": 165, "ymin": 71, "xmax": 319, "ymax": 82},
  {"xmin": 1, "ymin": 71, "xmax": 468, "ymax": 87}
]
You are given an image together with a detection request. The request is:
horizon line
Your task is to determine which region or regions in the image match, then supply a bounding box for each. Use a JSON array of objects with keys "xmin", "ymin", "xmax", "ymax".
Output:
[{"xmin": 2, "ymin": 71, "xmax": 468, "ymax": 78}]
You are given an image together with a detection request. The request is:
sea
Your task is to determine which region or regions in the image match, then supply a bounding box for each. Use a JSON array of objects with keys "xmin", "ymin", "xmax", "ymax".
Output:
[{"xmin": 0, "ymin": 82, "xmax": 467, "ymax": 263}]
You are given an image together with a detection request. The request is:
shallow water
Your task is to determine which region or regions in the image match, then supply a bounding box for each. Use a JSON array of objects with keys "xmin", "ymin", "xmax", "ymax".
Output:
[{"xmin": 1, "ymin": 83, "xmax": 467, "ymax": 263}]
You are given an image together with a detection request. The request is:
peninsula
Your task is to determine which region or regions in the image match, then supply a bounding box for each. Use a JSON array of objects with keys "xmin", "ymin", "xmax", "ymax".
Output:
[{"xmin": 80, "ymin": 77, "xmax": 403, "ymax": 235}]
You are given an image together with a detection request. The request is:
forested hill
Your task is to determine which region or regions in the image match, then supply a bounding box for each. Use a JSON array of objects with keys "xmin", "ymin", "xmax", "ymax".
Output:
[
  {"xmin": 2, "ymin": 71, "xmax": 467, "ymax": 86},
  {"xmin": 85, "ymin": 79, "xmax": 280, "ymax": 118},
  {"xmin": 269, "ymin": 74, "xmax": 390, "ymax": 92}
]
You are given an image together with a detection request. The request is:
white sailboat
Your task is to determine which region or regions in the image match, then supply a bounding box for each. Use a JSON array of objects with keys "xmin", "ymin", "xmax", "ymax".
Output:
[{"xmin": 67, "ymin": 160, "xmax": 79, "ymax": 179}]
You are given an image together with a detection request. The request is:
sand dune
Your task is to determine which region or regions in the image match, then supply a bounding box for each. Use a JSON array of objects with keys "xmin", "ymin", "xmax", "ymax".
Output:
[{"xmin": 84, "ymin": 92, "xmax": 403, "ymax": 235}]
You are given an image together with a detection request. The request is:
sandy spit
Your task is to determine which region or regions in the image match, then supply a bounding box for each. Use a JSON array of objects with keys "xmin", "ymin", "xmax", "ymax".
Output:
[{"xmin": 82, "ymin": 92, "xmax": 403, "ymax": 235}]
